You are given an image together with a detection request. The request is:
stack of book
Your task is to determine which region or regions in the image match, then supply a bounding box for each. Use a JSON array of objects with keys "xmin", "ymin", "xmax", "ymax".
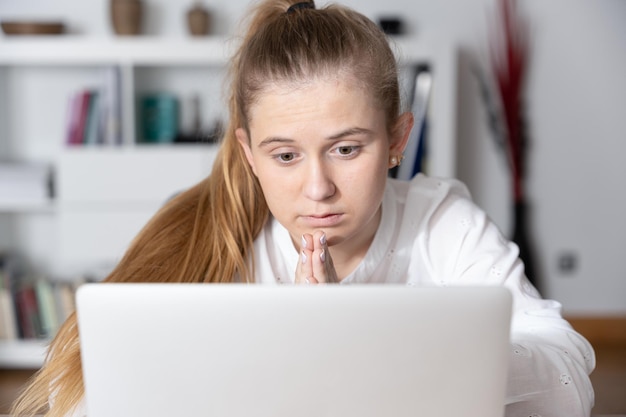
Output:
[
  {"xmin": 0, "ymin": 253, "xmax": 80, "ymax": 341},
  {"xmin": 64, "ymin": 66, "xmax": 122, "ymax": 146},
  {"xmin": 0, "ymin": 162, "xmax": 52, "ymax": 206}
]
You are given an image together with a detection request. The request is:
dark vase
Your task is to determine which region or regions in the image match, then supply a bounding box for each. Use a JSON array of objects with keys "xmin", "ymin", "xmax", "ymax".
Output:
[{"xmin": 512, "ymin": 200, "xmax": 540, "ymax": 293}]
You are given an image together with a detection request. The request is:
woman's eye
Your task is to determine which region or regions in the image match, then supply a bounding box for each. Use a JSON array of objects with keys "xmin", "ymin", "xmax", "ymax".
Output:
[
  {"xmin": 335, "ymin": 146, "xmax": 360, "ymax": 157},
  {"xmin": 277, "ymin": 153, "xmax": 296, "ymax": 163}
]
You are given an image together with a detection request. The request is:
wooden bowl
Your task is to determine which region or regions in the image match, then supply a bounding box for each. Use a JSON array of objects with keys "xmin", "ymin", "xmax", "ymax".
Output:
[{"xmin": 1, "ymin": 21, "xmax": 65, "ymax": 35}]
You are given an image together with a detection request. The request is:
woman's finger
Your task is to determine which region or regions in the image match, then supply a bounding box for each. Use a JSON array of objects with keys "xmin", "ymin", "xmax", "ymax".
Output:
[
  {"xmin": 295, "ymin": 234, "xmax": 314, "ymax": 284},
  {"xmin": 312, "ymin": 231, "xmax": 338, "ymax": 283}
]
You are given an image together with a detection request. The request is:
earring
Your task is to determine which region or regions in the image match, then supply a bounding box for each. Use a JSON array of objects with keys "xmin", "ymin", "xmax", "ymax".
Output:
[{"xmin": 389, "ymin": 154, "xmax": 404, "ymax": 167}]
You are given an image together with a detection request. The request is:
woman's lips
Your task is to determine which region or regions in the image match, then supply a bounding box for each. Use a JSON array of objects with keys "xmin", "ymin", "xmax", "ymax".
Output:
[{"xmin": 301, "ymin": 213, "xmax": 343, "ymax": 228}]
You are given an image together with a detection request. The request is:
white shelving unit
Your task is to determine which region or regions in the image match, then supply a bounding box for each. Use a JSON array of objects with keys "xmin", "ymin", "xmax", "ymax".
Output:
[
  {"xmin": 0, "ymin": 36, "xmax": 459, "ymax": 369},
  {"xmin": 0, "ymin": 201, "xmax": 56, "ymax": 214},
  {"xmin": 0, "ymin": 36, "xmax": 458, "ymax": 176},
  {"xmin": 0, "ymin": 339, "xmax": 48, "ymax": 369}
]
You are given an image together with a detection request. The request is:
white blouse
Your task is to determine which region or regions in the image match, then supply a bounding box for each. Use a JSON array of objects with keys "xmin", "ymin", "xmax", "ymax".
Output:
[
  {"xmin": 252, "ymin": 174, "xmax": 596, "ymax": 417},
  {"xmin": 64, "ymin": 174, "xmax": 594, "ymax": 417}
]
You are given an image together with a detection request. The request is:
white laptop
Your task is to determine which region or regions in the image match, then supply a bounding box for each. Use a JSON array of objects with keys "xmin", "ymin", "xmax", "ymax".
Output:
[{"xmin": 76, "ymin": 284, "xmax": 512, "ymax": 417}]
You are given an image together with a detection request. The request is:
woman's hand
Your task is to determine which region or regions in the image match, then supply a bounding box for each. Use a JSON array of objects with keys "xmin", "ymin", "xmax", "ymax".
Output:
[{"xmin": 295, "ymin": 230, "xmax": 339, "ymax": 284}]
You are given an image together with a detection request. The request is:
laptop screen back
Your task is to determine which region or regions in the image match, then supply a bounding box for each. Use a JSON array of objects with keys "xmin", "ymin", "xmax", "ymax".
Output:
[{"xmin": 76, "ymin": 284, "xmax": 512, "ymax": 417}]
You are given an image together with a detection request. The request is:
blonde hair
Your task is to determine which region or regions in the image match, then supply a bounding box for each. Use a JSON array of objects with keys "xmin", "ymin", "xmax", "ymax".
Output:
[{"xmin": 11, "ymin": 1, "xmax": 401, "ymax": 415}]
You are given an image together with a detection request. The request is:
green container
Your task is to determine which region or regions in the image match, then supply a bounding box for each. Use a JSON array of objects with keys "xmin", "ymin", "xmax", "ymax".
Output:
[{"xmin": 140, "ymin": 93, "xmax": 179, "ymax": 143}]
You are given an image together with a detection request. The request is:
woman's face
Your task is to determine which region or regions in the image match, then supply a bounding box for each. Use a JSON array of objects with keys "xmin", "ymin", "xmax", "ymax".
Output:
[{"xmin": 237, "ymin": 77, "xmax": 410, "ymax": 252}]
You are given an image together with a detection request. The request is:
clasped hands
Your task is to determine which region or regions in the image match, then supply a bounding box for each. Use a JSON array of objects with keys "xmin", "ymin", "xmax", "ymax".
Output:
[{"xmin": 295, "ymin": 231, "xmax": 339, "ymax": 284}]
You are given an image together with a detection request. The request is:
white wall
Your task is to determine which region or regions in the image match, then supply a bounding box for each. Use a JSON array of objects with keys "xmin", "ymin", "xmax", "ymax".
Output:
[
  {"xmin": 455, "ymin": 0, "xmax": 626, "ymax": 315},
  {"xmin": 1, "ymin": 0, "xmax": 624, "ymax": 315},
  {"xmin": 524, "ymin": 1, "xmax": 626, "ymax": 315}
]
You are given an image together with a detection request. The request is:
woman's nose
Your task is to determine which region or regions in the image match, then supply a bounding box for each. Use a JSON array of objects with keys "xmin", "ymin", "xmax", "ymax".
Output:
[{"xmin": 302, "ymin": 160, "xmax": 336, "ymax": 201}]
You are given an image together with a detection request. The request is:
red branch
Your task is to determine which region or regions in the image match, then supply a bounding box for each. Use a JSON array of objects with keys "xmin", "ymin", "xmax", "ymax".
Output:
[{"xmin": 491, "ymin": 0, "xmax": 528, "ymax": 202}]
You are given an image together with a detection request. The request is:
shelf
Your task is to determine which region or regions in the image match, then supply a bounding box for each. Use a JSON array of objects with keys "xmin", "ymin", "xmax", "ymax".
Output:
[
  {"xmin": 0, "ymin": 36, "xmax": 457, "ymax": 178},
  {"xmin": 0, "ymin": 201, "xmax": 55, "ymax": 214},
  {"xmin": 0, "ymin": 35, "xmax": 443, "ymax": 67},
  {"xmin": 0, "ymin": 36, "xmax": 234, "ymax": 66},
  {"xmin": 0, "ymin": 339, "xmax": 47, "ymax": 369},
  {"xmin": 57, "ymin": 144, "xmax": 219, "ymax": 203}
]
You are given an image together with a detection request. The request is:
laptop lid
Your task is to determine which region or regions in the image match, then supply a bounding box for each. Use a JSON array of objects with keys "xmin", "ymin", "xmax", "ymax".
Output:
[{"xmin": 76, "ymin": 284, "xmax": 512, "ymax": 417}]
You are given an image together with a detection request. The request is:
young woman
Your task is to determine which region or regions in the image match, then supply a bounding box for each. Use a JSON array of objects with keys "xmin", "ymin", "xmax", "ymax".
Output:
[{"xmin": 12, "ymin": 1, "xmax": 595, "ymax": 416}]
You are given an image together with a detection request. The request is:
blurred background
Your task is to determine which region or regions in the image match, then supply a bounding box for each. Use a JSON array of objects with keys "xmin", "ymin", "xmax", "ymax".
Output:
[
  {"xmin": 1, "ymin": 0, "xmax": 621, "ymax": 313},
  {"xmin": 0, "ymin": 0, "xmax": 624, "ymax": 413}
]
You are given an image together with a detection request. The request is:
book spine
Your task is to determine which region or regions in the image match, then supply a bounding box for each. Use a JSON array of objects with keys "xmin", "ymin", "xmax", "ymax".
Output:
[
  {"xmin": 35, "ymin": 279, "xmax": 60, "ymax": 339},
  {"xmin": 14, "ymin": 285, "xmax": 41, "ymax": 339},
  {"xmin": 397, "ymin": 67, "xmax": 432, "ymax": 180},
  {"xmin": 74, "ymin": 90, "xmax": 92, "ymax": 146},
  {"xmin": 102, "ymin": 66, "xmax": 123, "ymax": 146},
  {"xmin": 0, "ymin": 287, "xmax": 18, "ymax": 340},
  {"xmin": 54, "ymin": 281, "xmax": 77, "ymax": 326},
  {"xmin": 64, "ymin": 92, "xmax": 80, "ymax": 146},
  {"xmin": 84, "ymin": 91, "xmax": 101, "ymax": 145}
]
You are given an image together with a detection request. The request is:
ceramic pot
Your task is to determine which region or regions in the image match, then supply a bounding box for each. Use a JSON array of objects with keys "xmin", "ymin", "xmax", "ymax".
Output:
[
  {"xmin": 111, "ymin": 0, "xmax": 143, "ymax": 35},
  {"xmin": 187, "ymin": 4, "xmax": 210, "ymax": 36}
]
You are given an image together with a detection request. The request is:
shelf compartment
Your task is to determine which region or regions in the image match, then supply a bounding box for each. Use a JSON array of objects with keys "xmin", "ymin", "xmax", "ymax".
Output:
[
  {"xmin": 53, "ymin": 145, "xmax": 218, "ymax": 273},
  {"xmin": 0, "ymin": 201, "xmax": 55, "ymax": 213},
  {"xmin": 57, "ymin": 145, "xmax": 218, "ymax": 203},
  {"xmin": 0, "ymin": 339, "xmax": 47, "ymax": 369}
]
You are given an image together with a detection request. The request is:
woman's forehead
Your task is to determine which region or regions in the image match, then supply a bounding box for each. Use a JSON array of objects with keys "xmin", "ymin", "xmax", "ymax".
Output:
[
  {"xmin": 249, "ymin": 79, "xmax": 377, "ymax": 120},
  {"xmin": 245, "ymin": 79, "xmax": 388, "ymax": 145},
  {"xmin": 249, "ymin": 76, "xmax": 377, "ymax": 115},
  {"xmin": 260, "ymin": 72, "xmax": 364, "ymax": 97}
]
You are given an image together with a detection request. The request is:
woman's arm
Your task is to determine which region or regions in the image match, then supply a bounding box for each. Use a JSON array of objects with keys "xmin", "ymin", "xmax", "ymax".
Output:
[{"xmin": 423, "ymin": 184, "xmax": 595, "ymax": 417}]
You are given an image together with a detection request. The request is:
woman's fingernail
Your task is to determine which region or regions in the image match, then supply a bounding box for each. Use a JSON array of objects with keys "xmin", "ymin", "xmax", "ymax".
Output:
[
  {"xmin": 301, "ymin": 235, "xmax": 307, "ymax": 249},
  {"xmin": 320, "ymin": 249, "xmax": 325, "ymax": 262},
  {"xmin": 301, "ymin": 251, "xmax": 307, "ymax": 264},
  {"xmin": 320, "ymin": 233, "xmax": 326, "ymax": 245},
  {"xmin": 305, "ymin": 277, "xmax": 311, "ymax": 284}
]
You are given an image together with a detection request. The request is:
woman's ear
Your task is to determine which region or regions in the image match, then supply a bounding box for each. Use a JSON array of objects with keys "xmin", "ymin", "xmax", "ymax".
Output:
[
  {"xmin": 236, "ymin": 128, "xmax": 258, "ymax": 176},
  {"xmin": 389, "ymin": 112, "xmax": 414, "ymax": 155}
]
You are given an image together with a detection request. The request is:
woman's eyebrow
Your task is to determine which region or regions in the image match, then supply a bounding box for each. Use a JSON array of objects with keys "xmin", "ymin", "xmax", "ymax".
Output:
[
  {"xmin": 327, "ymin": 127, "xmax": 374, "ymax": 140},
  {"xmin": 257, "ymin": 127, "xmax": 373, "ymax": 148},
  {"xmin": 258, "ymin": 137, "xmax": 294, "ymax": 148}
]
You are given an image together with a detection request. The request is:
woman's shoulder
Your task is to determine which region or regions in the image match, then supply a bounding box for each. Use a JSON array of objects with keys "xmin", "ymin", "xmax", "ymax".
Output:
[
  {"xmin": 386, "ymin": 173, "xmax": 493, "ymax": 242},
  {"xmin": 388, "ymin": 173, "xmax": 472, "ymax": 207}
]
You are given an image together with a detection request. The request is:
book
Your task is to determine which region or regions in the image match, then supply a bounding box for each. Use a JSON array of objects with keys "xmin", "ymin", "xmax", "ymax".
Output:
[
  {"xmin": 396, "ymin": 66, "xmax": 432, "ymax": 181},
  {"xmin": 0, "ymin": 284, "xmax": 18, "ymax": 340},
  {"xmin": 35, "ymin": 278, "xmax": 60, "ymax": 339},
  {"xmin": 101, "ymin": 66, "xmax": 123, "ymax": 146},
  {"xmin": 53, "ymin": 281, "xmax": 78, "ymax": 327},
  {"xmin": 66, "ymin": 90, "xmax": 89, "ymax": 146},
  {"xmin": 0, "ymin": 252, "xmax": 19, "ymax": 340},
  {"xmin": 14, "ymin": 284, "xmax": 42, "ymax": 339},
  {"xmin": 84, "ymin": 91, "xmax": 101, "ymax": 145},
  {"xmin": 64, "ymin": 92, "xmax": 80, "ymax": 146},
  {"xmin": 78, "ymin": 90, "xmax": 93, "ymax": 145}
]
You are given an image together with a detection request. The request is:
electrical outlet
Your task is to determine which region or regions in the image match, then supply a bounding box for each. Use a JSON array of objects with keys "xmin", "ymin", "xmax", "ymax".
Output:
[{"xmin": 557, "ymin": 252, "xmax": 578, "ymax": 275}]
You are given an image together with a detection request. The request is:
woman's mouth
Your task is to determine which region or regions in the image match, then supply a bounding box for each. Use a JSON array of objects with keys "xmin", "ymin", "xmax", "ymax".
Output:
[{"xmin": 301, "ymin": 213, "xmax": 343, "ymax": 228}]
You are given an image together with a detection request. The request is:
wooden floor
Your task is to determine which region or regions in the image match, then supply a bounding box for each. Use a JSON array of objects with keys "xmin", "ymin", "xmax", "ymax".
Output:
[
  {"xmin": 591, "ymin": 345, "xmax": 626, "ymax": 415},
  {"xmin": 0, "ymin": 368, "xmax": 35, "ymax": 415},
  {"xmin": 1, "ymin": 344, "xmax": 625, "ymax": 415}
]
